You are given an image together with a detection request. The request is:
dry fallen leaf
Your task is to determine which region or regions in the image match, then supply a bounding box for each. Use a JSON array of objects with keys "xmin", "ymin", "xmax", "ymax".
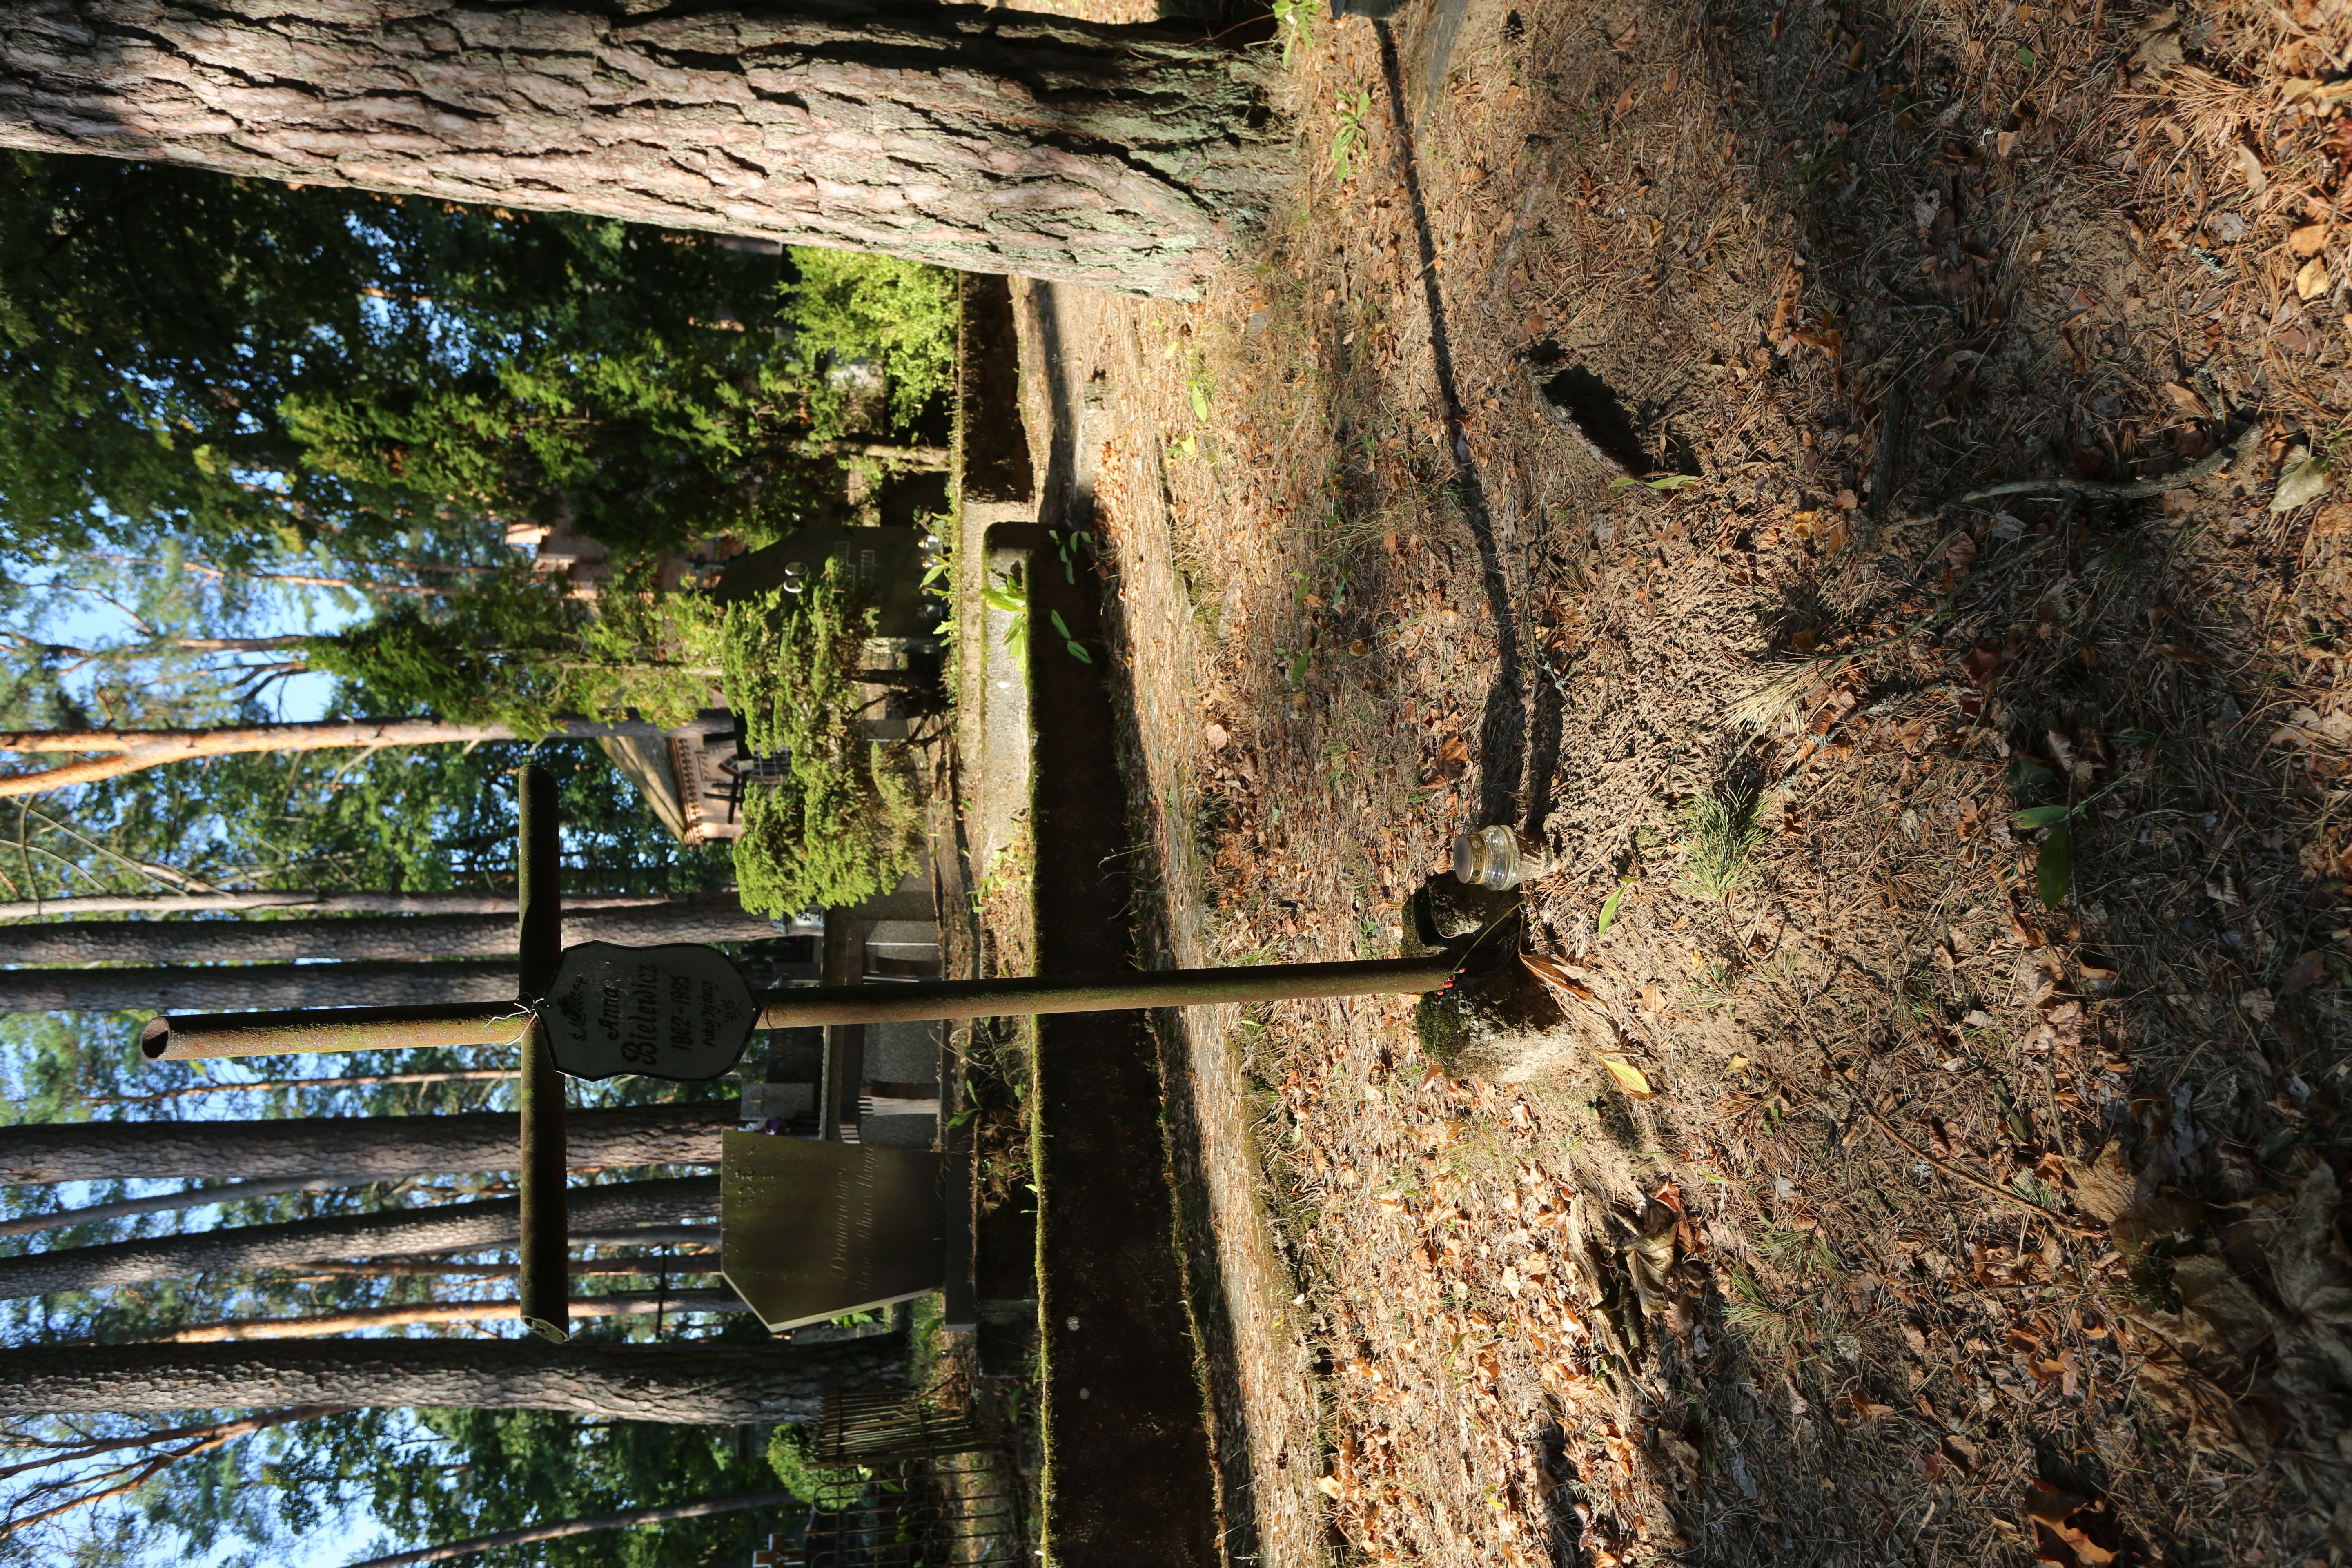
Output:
[
  {"xmin": 1601, "ymin": 1058, "xmax": 1658, "ymax": 1099},
  {"xmin": 2296, "ymin": 254, "xmax": 2333, "ymax": 301},
  {"xmin": 2280, "ymin": 951, "xmax": 2325, "ymax": 994},
  {"xmin": 2272, "ymin": 447, "xmax": 2332, "ymax": 512},
  {"xmin": 1519, "ymin": 951, "xmax": 1596, "ymax": 1001},
  {"xmin": 2232, "ymin": 142, "xmax": 2267, "ymax": 196},
  {"xmin": 2160, "ymin": 381, "xmax": 2209, "ymax": 417},
  {"xmin": 1626, "ymin": 1227, "xmax": 1677, "ymax": 1320},
  {"xmin": 2288, "ymin": 222, "xmax": 2330, "ymax": 256},
  {"xmin": 2024, "ymin": 1479, "xmax": 2124, "ymax": 1566}
]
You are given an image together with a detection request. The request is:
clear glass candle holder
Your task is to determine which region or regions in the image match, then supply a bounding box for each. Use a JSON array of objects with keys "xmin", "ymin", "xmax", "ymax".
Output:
[{"xmin": 1451, "ymin": 825, "xmax": 1550, "ymax": 889}]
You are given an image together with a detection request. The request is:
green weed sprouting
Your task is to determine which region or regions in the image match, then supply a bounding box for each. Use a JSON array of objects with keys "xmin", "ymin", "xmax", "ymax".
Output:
[
  {"xmin": 1676, "ymin": 787, "xmax": 1765, "ymax": 899},
  {"xmin": 1331, "ymin": 89, "xmax": 1374, "ymax": 180},
  {"xmin": 981, "ymin": 566, "xmax": 1029, "ymax": 658},
  {"xmin": 1272, "ymin": 0, "xmax": 1314, "ymax": 64}
]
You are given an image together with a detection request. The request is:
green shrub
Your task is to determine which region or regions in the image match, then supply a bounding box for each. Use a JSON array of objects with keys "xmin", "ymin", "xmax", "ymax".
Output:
[
  {"xmin": 724, "ymin": 564, "xmax": 924, "ymax": 915},
  {"xmin": 780, "ymin": 249, "xmax": 958, "ymax": 434},
  {"xmin": 303, "ymin": 557, "xmax": 722, "ymax": 735},
  {"xmin": 765, "ymin": 1426, "xmax": 869, "ymax": 1508}
]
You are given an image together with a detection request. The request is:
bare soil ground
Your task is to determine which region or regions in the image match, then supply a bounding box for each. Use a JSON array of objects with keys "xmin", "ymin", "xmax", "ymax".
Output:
[{"xmin": 1002, "ymin": 0, "xmax": 2352, "ymax": 1564}]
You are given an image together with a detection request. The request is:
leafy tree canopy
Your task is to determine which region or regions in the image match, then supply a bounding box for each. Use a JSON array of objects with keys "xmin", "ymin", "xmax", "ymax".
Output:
[
  {"xmin": 724, "ymin": 567, "xmax": 925, "ymax": 915},
  {"xmin": 299, "ymin": 560, "xmax": 722, "ymax": 736},
  {"xmin": 0, "ymin": 153, "xmax": 953, "ymax": 564}
]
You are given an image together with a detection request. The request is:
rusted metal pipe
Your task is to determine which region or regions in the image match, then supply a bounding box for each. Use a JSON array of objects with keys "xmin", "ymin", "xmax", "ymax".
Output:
[
  {"xmin": 753, "ymin": 954, "xmax": 1460, "ymax": 1027},
  {"xmin": 515, "ymin": 765, "xmax": 569, "ymax": 1344},
  {"xmin": 140, "ymin": 1002, "xmax": 530, "ymax": 1061},
  {"xmin": 140, "ymin": 955, "xmax": 1463, "ymax": 1062}
]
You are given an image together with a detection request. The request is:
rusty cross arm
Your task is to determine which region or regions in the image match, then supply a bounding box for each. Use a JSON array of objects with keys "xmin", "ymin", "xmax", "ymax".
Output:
[
  {"xmin": 129, "ymin": 766, "xmax": 576, "ymax": 1342},
  {"xmin": 514, "ymin": 766, "xmax": 568, "ymax": 1343},
  {"xmin": 139, "ymin": 956, "xmax": 1463, "ymax": 1060}
]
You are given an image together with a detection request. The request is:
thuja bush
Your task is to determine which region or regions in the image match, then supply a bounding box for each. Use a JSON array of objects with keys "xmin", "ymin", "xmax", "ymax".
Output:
[
  {"xmin": 723, "ymin": 563, "xmax": 923, "ymax": 915},
  {"xmin": 307, "ymin": 558, "xmax": 722, "ymax": 734},
  {"xmin": 780, "ymin": 248, "xmax": 958, "ymax": 436}
]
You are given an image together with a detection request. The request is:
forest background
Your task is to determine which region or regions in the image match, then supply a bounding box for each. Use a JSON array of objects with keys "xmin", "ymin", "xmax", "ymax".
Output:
[{"xmin": 0, "ymin": 149, "xmax": 962, "ymax": 1566}]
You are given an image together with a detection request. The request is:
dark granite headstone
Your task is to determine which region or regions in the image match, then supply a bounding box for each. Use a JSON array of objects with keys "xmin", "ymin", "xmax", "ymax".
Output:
[
  {"xmin": 720, "ymin": 1131, "xmax": 944, "ymax": 1332},
  {"xmin": 711, "ymin": 526, "xmax": 935, "ymax": 639}
]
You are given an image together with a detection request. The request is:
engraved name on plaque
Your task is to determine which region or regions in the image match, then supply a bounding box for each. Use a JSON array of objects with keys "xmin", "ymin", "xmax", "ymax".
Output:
[{"xmin": 541, "ymin": 941, "xmax": 757, "ymax": 1082}]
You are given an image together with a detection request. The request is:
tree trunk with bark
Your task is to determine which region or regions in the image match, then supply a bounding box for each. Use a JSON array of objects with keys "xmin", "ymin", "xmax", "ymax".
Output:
[
  {"xmin": 0, "ymin": 889, "xmax": 706, "ymax": 921},
  {"xmin": 0, "ymin": 894, "xmax": 774, "ymax": 965},
  {"xmin": 347, "ymin": 1490, "xmax": 795, "ymax": 1568},
  {"xmin": 0, "ymin": 1336, "xmax": 900, "ymax": 1421},
  {"xmin": 0, "ymin": 716, "xmax": 669, "ymax": 797},
  {"xmin": 0, "ymin": 1100, "xmax": 733, "ymax": 1185},
  {"xmin": 0, "ymin": 958, "xmax": 516, "ymax": 1013},
  {"xmin": 0, "ymin": 1174, "xmax": 347, "ymax": 1238},
  {"xmin": 0, "ymin": 1, "xmax": 1289, "ymax": 298},
  {"xmin": 0, "ymin": 1177, "xmax": 718, "ymax": 1300},
  {"xmin": 147, "ymin": 1287, "xmax": 745, "ymax": 1342}
]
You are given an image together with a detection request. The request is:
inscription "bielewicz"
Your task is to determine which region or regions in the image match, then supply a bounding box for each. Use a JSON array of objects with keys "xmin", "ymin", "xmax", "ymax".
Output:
[{"xmin": 540, "ymin": 941, "xmax": 755, "ymax": 1082}]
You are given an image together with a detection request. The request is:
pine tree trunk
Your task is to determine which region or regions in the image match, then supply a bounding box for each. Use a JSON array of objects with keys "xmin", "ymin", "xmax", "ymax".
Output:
[
  {"xmin": 0, "ymin": 1, "xmax": 1288, "ymax": 299},
  {"xmin": 149, "ymin": 1288, "xmax": 746, "ymax": 1342},
  {"xmin": 0, "ymin": 1178, "xmax": 718, "ymax": 1301},
  {"xmin": 0, "ymin": 889, "xmax": 704, "ymax": 921},
  {"xmin": 346, "ymin": 1490, "xmax": 795, "ymax": 1568},
  {"xmin": 0, "ymin": 1100, "xmax": 733, "ymax": 1185},
  {"xmin": 0, "ymin": 716, "xmax": 667, "ymax": 797},
  {"xmin": 0, "ymin": 958, "xmax": 516, "ymax": 1013},
  {"xmin": 0, "ymin": 894, "xmax": 774, "ymax": 965},
  {"xmin": 0, "ymin": 1336, "xmax": 900, "ymax": 1421}
]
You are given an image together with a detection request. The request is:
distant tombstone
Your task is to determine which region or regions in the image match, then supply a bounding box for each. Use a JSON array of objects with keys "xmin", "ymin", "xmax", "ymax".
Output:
[
  {"xmin": 721, "ymin": 1131, "xmax": 945, "ymax": 1331},
  {"xmin": 540, "ymin": 942, "xmax": 757, "ymax": 1081},
  {"xmin": 713, "ymin": 526, "xmax": 936, "ymax": 640}
]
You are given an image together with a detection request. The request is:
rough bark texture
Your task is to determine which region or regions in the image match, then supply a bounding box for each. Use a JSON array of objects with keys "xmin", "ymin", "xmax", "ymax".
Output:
[
  {"xmin": 346, "ymin": 1490, "xmax": 794, "ymax": 1568},
  {"xmin": 0, "ymin": 1178, "xmax": 718, "ymax": 1300},
  {"xmin": 0, "ymin": 1, "xmax": 1289, "ymax": 298},
  {"xmin": 150, "ymin": 1287, "xmax": 743, "ymax": 1341},
  {"xmin": 0, "ymin": 894, "xmax": 774, "ymax": 965},
  {"xmin": 0, "ymin": 889, "xmax": 698, "ymax": 921},
  {"xmin": 0, "ymin": 1174, "xmax": 342, "ymax": 1238},
  {"xmin": 0, "ymin": 717, "xmax": 662, "ymax": 796},
  {"xmin": 0, "ymin": 1100, "xmax": 733, "ymax": 1185},
  {"xmin": 0, "ymin": 958, "xmax": 517, "ymax": 1013},
  {"xmin": 0, "ymin": 1336, "xmax": 899, "ymax": 1421}
]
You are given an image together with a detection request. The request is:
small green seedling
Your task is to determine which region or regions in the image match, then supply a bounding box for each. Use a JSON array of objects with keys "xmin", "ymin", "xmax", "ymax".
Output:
[
  {"xmin": 1332, "ymin": 89, "xmax": 1374, "ymax": 180},
  {"xmin": 2013, "ymin": 804, "xmax": 2074, "ymax": 909},
  {"xmin": 982, "ymin": 572, "xmax": 1029, "ymax": 657},
  {"xmin": 1596, "ymin": 877, "xmax": 1634, "ymax": 935},
  {"xmin": 1049, "ymin": 609, "xmax": 1091, "ymax": 663},
  {"xmin": 1272, "ymin": 0, "xmax": 1314, "ymax": 64}
]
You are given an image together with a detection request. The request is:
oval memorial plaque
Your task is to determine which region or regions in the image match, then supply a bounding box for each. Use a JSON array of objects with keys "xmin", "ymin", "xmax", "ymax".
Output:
[{"xmin": 539, "ymin": 941, "xmax": 756, "ymax": 1082}]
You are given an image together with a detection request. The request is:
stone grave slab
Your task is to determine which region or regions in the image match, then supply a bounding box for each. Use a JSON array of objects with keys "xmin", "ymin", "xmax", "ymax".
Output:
[{"xmin": 720, "ymin": 1130, "xmax": 944, "ymax": 1332}]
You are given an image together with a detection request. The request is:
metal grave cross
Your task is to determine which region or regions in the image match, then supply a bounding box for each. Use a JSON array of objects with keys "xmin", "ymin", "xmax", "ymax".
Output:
[{"xmin": 137, "ymin": 766, "xmax": 1462, "ymax": 1338}]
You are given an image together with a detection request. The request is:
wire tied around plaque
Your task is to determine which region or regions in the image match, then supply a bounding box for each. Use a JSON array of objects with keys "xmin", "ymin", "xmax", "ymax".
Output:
[{"xmin": 534, "ymin": 941, "xmax": 758, "ymax": 1083}]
